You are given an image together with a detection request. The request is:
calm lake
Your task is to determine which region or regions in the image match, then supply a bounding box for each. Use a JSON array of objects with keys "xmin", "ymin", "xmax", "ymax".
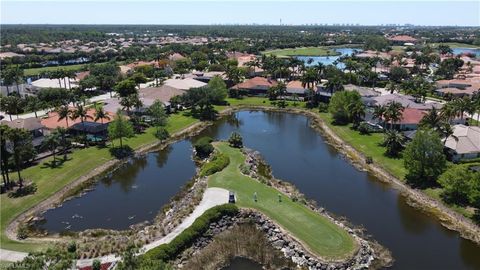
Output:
[
  {"xmin": 39, "ymin": 111, "xmax": 480, "ymax": 269},
  {"xmin": 296, "ymin": 47, "xmax": 361, "ymax": 69}
]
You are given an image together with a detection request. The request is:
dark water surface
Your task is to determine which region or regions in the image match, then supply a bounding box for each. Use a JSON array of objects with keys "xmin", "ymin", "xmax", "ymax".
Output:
[{"xmin": 40, "ymin": 111, "xmax": 480, "ymax": 269}]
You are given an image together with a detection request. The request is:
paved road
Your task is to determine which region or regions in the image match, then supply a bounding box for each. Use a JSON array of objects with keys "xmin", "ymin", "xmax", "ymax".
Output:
[{"xmin": 1, "ymin": 187, "xmax": 229, "ymax": 267}]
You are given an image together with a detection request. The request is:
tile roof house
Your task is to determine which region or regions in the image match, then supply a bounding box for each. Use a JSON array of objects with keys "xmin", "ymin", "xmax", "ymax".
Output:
[
  {"xmin": 387, "ymin": 35, "xmax": 418, "ymax": 44},
  {"xmin": 391, "ymin": 108, "xmax": 427, "ymax": 131},
  {"xmin": 435, "ymin": 79, "xmax": 480, "ymax": 97},
  {"xmin": 41, "ymin": 108, "xmax": 114, "ymax": 130},
  {"xmin": 0, "ymin": 117, "xmax": 45, "ymax": 147},
  {"xmin": 286, "ymin": 80, "xmax": 308, "ymax": 96},
  {"xmin": 230, "ymin": 77, "xmax": 278, "ymax": 95},
  {"xmin": 444, "ymin": 125, "xmax": 480, "ymax": 161},
  {"xmin": 139, "ymin": 85, "xmax": 186, "ymax": 106},
  {"xmin": 370, "ymin": 93, "xmax": 443, "ymax": 110}
]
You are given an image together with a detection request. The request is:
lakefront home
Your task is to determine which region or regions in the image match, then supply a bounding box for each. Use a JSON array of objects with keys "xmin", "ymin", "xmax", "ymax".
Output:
[
  {"xmin": 230, "ymin": 77, "xmax": 278, "ymax": 96},
  {"xmin": 444, "ymin": 125, "xmax": 480, "ymax": 161}
]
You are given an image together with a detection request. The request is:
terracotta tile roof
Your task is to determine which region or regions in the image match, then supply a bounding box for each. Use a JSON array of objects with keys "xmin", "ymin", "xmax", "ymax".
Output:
[
  {"xmin": 398, "ymin": 108, "xmax": 427, "ymax": 124},
  {"xmin": 76, "ymin": 71, "xmax": 90, "ymax": 81},
  {"xmin": 231, "ymin": 77, "xmax": 277, "ymax": 90},
  {"xmin": 387, "ymin": 35, "xmax": 417, "ymax": 42},
  {"xmin": 41, "ymin": 107, "xmax": 114, "ymax": 130}
]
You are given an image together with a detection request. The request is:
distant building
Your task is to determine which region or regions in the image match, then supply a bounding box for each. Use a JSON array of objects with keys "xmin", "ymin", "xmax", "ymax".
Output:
[
  {"xmin": 387, "ymin": 35, "xmax": 418, "ymax": 45},
  {"xmin": 444, "ymin": 125, "xmax": 480, "ymax": 161},
  {"xmin": 435, "ymin": 79, "xmax": 480, "ymax": 98}
]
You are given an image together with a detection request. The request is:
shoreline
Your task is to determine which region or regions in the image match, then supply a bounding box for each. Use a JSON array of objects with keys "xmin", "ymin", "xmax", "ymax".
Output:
[
  {"xmin": 4, "ymin": 105, "xmax": 480, "ymax": 253},
  {"xmin": 238, "ymin": 106, "xmax": 480, "ymax": 245}
]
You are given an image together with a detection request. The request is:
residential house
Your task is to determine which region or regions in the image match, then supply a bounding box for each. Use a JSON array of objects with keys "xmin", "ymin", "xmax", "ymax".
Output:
[
  {"xmin": 285, "ymin": 80, "xmax": 309, "ymax": 97},
  {"xmin": 387, "ymin": 35, "xmax": 418, "ymax": 45},
  {"xmin": 41, "ymin": 108, "xmax": 114, "ymax": 140},
  {"xmin": 230, "ymin": 77, "xmax": 278, "ymax": 96},
  {"xmin": 435, "ymin": 79, "xmax": 480, "ymax": 98},
  {"xmin": 0, "ymin": 117, "xmax": 46, "ymax": 148},
  {"xmin": 444, "ymin": 125, "xmax": 480, "ymax": 161},
  {"xmin": 163, "ymin": 77, "xmax": 207, "ymax": 90}
]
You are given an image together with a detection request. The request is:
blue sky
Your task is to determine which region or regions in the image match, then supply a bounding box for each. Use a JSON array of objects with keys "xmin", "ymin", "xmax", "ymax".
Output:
[{"xmin": 1, "ymin": 1, "xmax": 479, "ymax": 26}]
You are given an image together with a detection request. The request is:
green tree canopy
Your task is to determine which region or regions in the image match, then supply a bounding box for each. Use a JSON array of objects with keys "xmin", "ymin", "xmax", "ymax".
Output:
[{"xmin": 403, "ymin": 129, "xmax": 446, "ymax": 187}]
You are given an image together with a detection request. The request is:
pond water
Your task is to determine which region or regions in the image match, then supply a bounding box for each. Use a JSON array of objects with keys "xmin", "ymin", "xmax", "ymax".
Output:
[
  {"xmin": 295, "ymin": 47, "xmax": 361, "ymax": 69},
  {"xmin": 39, "ymin": 111, "xmax": 480, "ymax": 269},
  {"xmin": 453, "ymin": 47, "xmax": 480, "ymax": 57},
  {"xmin": 38, "ymin": 141, "xmax": 196, "ymax": 231}
]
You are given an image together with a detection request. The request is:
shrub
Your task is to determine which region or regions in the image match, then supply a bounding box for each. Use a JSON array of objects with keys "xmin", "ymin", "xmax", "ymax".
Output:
[
  {"xmin": 200, "ymin": 152, "xmax": 230, "ymax": 177},
  {"xmin": 357, "ymin": 122, "xmax": 371, "ymax": 135},
  {"xmin": 8, "ymin": 182, "xmax": 37, "ymax": 198},
  {"xmin": 193, "ymin": 137, "xmax": 214, "ymax": 158},
  {"xmin": 228, "ymin": 132, "xmax": 243, "ymax": 148},
  {"xmin": 318, "ymin": 102, "xmax": 329, "ymax": 113},
  {"xmin": 144, "ymin": 204, "xmax": 238, "ymax": 261},
  {"xmin": 67, "ymin": 241, "xmax": 77, "ymax": 253},
  {"xmin": 109, "ymin": 145, "xmax": 133, "ymax": 159},
  {"xmin": 155, "ymin": 127, "xmax": 169, "ymax": 141},
  {"xmin": 17, "ymin": 224, "xmax": 29, "ymax": 240}
]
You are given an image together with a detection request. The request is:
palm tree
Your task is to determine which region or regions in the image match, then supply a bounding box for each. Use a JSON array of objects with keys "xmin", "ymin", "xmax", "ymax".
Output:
[
  {"xmin": 385, "ymin": 101, "xmax": 404, "ymax": 130},
  {"xmin": 71, "ymin": 105, "xmax": 93, "ymax": 146},
  {"xmin": 450, "ymin": 97, "xmax": 473, "ymax": 121},
  {"xmin": 440, "ymin": 102, "xmax": 458, "ymax": 123},
  {"xmin": 372, "ymin": 105, "xmax": 386, "ymax": 129},
  {"xmin": 420, "ymin": 106, "xmax": 443, "ymax": 130},
  {"xmin": 348, "ymin": 101, "xmax": 366, "ymax": 129},
  {"xmin": 56, "ymin": 105, "xmax": 72, "ymax": 128},
  {"xmin": 438, "ymin": 122, "xmax": 456, "ymax": 145},
  {"xmin": 42, "ymin": 132, "xmax": 60, "ymax": 167},
  {"xmin": 54, "ymin": 127, "xmax": 70, "ymax": 160},
  {"xmin": 383, "ymin": 129, "xmax": 405, "ymax": 157},
  {"xmin": 0, "ymin": 125, "xmax": 11, "ymax": 189},
  {"xmin": 93, "ymin": 104, "xmax": 111, "ymax": 124}
]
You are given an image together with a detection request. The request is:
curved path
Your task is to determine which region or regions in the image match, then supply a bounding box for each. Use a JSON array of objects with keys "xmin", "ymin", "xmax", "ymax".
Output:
[{"xmin": 1, "ymin": 187, "xmax": 230, "ymax": 267}]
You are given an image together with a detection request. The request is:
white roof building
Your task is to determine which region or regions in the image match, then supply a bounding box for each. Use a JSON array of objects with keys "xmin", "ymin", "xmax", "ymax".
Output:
[{"xmin": 163, "ymin": 78, "xmax": 207, "ymax": 90}]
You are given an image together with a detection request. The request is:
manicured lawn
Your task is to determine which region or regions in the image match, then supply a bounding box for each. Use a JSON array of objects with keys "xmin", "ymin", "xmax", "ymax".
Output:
[
  {"xmin": 0, "ymin": 112, "xmax": 197, "ymax": 252},
  {"xmin": 208, "ymin": 143, "xmax": 357, "ymax": 260},
  {"xmin": 0, "ymin": 261, "xmax": 12, "ymax": 269},
  {"xmin": 430, "ymin": 42, "xmax": 480, "ymax": 49},
  {"xmin": 263, "ymin": 47, "xmax": 339, "ymax": 57},
  {"xmin": 317, "ymin": 113, "xmax": 406, "ymax": 180},
  {"xmin": 24, "ymin": 64, "xmax": 88, "ymax": 76}
]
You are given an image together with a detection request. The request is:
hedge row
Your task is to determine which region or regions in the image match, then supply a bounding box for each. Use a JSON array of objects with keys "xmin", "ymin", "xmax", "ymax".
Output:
[
  {"xmin": 199, "ymin": 152, "xmax": 230, "ymax": 177},
  {"xmin": 143, "ymin": 204, "xmax": 239, "ymax": 262}
]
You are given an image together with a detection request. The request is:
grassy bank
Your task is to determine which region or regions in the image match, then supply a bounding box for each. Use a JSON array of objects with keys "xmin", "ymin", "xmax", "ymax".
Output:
[
  {"xmin": 208, "ymin": 143, "xmax": 357, "ymax": 260},
  {"xmin": 263, "ymin": 47, "xmax": 339, "ymax": 57},
  {"xmin": 316, "ymin": 113, "xmax": 406, "ymax": 179},
  {"xmin": 0, "ymin": 113, "xmax": 198, "ymax": 252}
]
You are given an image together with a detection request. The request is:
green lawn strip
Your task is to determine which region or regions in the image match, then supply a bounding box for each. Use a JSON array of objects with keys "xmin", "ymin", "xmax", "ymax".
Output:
[
  {"xmin": 0, "ymin": 113, "xmax": 197, "ymax": 252},
  {"xmin": 263, "ymin": 47, "xmax": 339, "ymax": 57},
  {"xmin": 24, "ymin": 64, "xmax": 89, "ymax": 76},
  {"xmin": 208, "ymin": 143, "xmax": 356, "ymax": 260},
  {"xmin": 317, "ymin": 113, "xmax": 406, "ymax": 179},
  {"xmin": 430, "ymin": 42, "xmax": 480, "ymax": 49},
  {"xmin": 0, "ymin": 261, "xmax": 13, "ymax": 269}
]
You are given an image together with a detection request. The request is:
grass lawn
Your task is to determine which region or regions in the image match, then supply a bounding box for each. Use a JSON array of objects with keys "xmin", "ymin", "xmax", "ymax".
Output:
[
  {"xmin": 317, "ymin": 113, "xmax": 407, "ymax": 180},
  {"xmin": 0, "ymin": 112, "xmax": 197, "ymax": 252},
  {"xmin": 24, "ymin": 64, "xmax": 88, "ymax": 76},
  {"xmin": 263, "ymin": 47, "xmax": 339, "ymax": 57},
  {"xmin": 0, "ymin": 261, "xmax": 12, "ymax": 269},
  {"xmin": 208, "ymin": 142, "xmax": 357, "ymax": 260},
  {"xmin": 430, "ymin": 42, "xmax": 480, "ymax": 49}
]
